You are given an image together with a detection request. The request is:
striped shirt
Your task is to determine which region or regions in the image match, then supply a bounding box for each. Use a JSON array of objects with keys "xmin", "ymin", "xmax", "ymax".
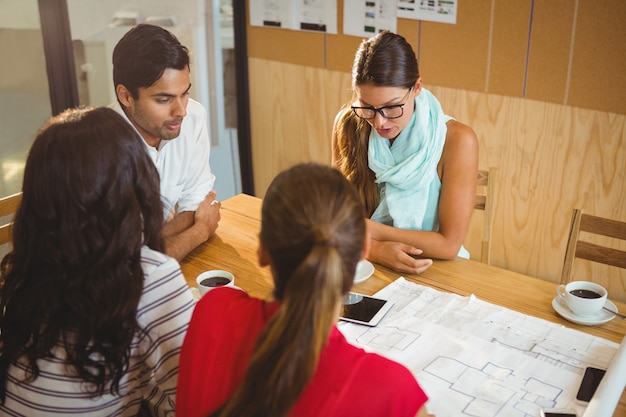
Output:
[{"xmin": 0, "ymin": 246, "xmax": 196, "ymax": 417}]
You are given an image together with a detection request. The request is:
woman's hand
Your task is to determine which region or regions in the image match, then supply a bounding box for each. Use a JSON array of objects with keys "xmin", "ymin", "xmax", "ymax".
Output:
[{"xmin": 368, "ymin": 240, "xmax": 433, "ymax": 275}]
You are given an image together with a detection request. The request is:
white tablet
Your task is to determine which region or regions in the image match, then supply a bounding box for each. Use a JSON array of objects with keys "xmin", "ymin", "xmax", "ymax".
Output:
[{"xmin": 339, "ymin": 292, "xmax": 393, "ymax": 327}]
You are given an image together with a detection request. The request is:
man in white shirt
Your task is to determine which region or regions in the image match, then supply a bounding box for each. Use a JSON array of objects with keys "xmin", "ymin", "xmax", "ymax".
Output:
[{"xmin": 112, "ymin": 24, "xmax": 220, "ymax": 261}]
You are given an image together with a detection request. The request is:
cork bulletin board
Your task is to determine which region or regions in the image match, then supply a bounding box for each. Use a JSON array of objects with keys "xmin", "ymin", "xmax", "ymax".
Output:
[{"xmin": 247, "ymin": 0, "xmax": 626, "ymax": 115}]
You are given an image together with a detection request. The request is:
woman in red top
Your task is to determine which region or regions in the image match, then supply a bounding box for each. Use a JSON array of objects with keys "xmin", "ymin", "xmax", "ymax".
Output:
[{"xmin": 177, "ymin": 163, "xmax": 432, "ymax": 417}]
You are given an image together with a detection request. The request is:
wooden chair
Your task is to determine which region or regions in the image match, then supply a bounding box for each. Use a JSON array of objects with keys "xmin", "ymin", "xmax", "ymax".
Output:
[
  {"xmin": 560, "ymin": 208, "xmax": 626, "ymax": 285},
  {"xmin": 0, "ymin": 192, "xmax": 22, "ymax": 245},
  {"xmin": 474, "ymin": 168, "xmax": 497, "ymax": 264}
]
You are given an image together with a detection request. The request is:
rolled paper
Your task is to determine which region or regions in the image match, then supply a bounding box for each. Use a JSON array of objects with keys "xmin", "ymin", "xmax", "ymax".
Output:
[{"xmin": 583, "ymin": 335, "xmax": 626, "ymax": 417}]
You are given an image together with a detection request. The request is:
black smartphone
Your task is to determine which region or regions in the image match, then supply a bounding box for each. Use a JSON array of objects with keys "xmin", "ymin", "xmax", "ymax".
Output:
[
  {"xmin": 540, "ymin": 409, "xmax": 577, "ymax": 417},
  {"xmin": 339, "ymin": 292, "xmax": 394, "ymax": 326},
  {"xmin": 576, "ymin": 366, "xmax": 606, "ymax": 402}
]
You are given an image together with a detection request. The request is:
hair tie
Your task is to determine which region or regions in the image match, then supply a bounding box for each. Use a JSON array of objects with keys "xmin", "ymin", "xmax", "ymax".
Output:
[{"xmin": 313, "ymin": 228, "xmax": 338, "ymax": 248}]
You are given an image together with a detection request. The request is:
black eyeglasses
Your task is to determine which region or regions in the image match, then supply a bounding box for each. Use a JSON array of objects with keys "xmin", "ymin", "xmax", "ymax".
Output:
[{"xmin": 351, "ymin": 87, "xmax": 413, "ymax": 120}]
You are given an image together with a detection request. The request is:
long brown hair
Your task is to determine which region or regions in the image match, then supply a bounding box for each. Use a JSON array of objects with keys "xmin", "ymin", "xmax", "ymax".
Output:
[
  {"xmin": 213, "ymin": 163, "xmax": 366, "ymax": 417},
  {"xmin": 334, "ymin": 31, "xmax": 419, "ymax": 215},
  {"xmin": 0, "ymin": 107, "xmax": 164, "ymax": 402}
]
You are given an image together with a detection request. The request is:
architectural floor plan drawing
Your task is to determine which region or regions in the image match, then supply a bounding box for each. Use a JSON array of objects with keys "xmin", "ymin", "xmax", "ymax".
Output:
[
  {"xmin": 338, "ymin": 278, "xmax": 619, "ymax": 417},
  {"xmin": 421, "ymin": 356, "xmax": 568, "ymax": 416}
]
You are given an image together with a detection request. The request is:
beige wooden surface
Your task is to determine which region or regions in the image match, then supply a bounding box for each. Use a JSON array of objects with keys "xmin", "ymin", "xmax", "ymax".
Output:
[
  {"xmin": 180, "ymin": 193, "xmax": 626, "ymax": 414},
  {"xmin": 247, "ymin": 57, "xmax": 626, "ymax": 303}
]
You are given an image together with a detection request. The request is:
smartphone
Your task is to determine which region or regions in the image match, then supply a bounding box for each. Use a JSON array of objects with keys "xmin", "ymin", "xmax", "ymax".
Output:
[
  {"xmin": 576, "ymin": 366, "xmax": 606, "ymax": 402},
  {"xmin": 339, "ymin": 292, "xmax": 394, "ymax": 326},
  {"xmin": 540, "ymin": 409, "xmax": 577, "ymax": 417}
]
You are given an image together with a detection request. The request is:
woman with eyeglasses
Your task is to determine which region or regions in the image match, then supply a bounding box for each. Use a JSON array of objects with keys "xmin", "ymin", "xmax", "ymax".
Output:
[{"xmin": 332, "ymin": 31, "xmax": 478, "ymax": 274}]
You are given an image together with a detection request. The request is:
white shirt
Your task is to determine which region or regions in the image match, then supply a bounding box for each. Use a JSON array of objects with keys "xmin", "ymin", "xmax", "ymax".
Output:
[
  {"xmin": 113, "ymin": 99, "xmax": 216, "ymax": 219},
  {"xmin": 0, "ymin": 246, "xmax": 196, "ymax": 416}
]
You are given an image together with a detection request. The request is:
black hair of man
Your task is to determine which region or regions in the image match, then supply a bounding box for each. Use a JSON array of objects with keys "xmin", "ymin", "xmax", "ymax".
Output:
[{"xmin": 112, "ymin": 23, "xmax": 190, "ymax": 101}]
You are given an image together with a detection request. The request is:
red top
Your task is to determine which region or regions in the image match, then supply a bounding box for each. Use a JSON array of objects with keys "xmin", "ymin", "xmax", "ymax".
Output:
[{"xmin": 176, "ymin": 287, "xmax": 427, "ymax": 417}]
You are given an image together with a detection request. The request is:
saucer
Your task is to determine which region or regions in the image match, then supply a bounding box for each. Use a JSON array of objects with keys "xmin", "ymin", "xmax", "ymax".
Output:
[
  {"xmin": 191, "ymin": 285, "xmax": 243, "ymax": 300},
  {"xmin": 552, "ymin": 296, "xmax": 617, "ymax": 326},
  {"xmin": 354, "ymin": 260, "xmax": 375, "ymax": 284}
]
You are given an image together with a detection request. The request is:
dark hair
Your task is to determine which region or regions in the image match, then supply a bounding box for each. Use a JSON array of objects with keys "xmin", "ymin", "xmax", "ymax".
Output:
[
  {"xmin": 213, "ymin": 163, "xmax": 366, "ymax": 417},
  {"xmin": 335, "ymin": 31, "xmax": 419, "ymax": 215},
  {"xmin": 112, "ymin": 23, "xmax": 190, "ymax": 100},
  {"xmin": 0, "ymin": 107, "xmax": 164, "ymax": 402},
  {"xmin": 352, "ymin": 30, "xmax": 419, "ymax": 89}
]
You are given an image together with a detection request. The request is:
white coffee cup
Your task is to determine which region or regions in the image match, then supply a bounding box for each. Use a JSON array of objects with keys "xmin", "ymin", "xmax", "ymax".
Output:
[
  {"xmin": 194, "ymin": 270, "xmax": 235, "ymax": 297},
  {"xmin": 556, "ymin": 281, "xmax": 608, "ymax": 317}
]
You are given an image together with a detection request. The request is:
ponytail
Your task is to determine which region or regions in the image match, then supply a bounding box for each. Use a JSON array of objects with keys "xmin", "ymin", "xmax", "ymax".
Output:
[
  {"xmin": 215, "ymin": 244, "xmax": 343, "ymax": 417},
  {"xmin": 212, "ymin": 163, "xmax": 365, "ymax": 417},
  {"xmin": 334, "ymin": 106, "xmax": 378, "ymax": 216}
]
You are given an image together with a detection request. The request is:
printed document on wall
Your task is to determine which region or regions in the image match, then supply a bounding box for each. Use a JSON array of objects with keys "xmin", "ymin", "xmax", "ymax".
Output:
[
  {"xmin": 249, "ymin": 0, "xmax": 338, "ymax": 34},
  {"xmin": 249, "ymin": 0, "xmax": 291, "ymax": 28},
  {"xmin": 295, "ymin": 0, "xmax": 337, "ymax": 34},
  {"xmin": 398, "ymin": 0, "xmax": 457, "ymax": 24},
  {"xmin": 344, "ymin": 0, "xmax": 398, "ymax": 38}
]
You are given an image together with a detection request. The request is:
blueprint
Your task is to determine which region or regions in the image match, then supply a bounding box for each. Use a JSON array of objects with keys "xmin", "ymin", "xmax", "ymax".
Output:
[{"xmin": 338, "ymin": 278, "xmax": 619, "ymax": 417}]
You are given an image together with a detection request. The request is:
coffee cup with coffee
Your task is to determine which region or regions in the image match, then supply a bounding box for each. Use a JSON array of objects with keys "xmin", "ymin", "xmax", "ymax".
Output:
[
  {"xmin": 556, "ymin": 281, "xmax": 608, "ymax": 317},
  {"xmin": 194, "ymin": 270, "xmax": 235, "ymax": 297}
]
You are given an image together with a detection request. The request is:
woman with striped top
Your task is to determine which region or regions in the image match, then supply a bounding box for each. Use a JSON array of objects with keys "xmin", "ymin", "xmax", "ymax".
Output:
[{"xmin": 0, "ymin": 107, "xmax": 196, "ymax": 416}]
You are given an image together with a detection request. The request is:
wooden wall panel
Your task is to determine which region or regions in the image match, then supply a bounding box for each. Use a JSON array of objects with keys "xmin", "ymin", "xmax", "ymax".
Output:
[
  {"xmin": 420, "ymin": 85, "xmax": 626, "ymax": 302},
  {"xmin": 568, "ymin": 0, "xmax": 626, "ymax": 114},
  {"xmin": 525, "ymin": 0, "xmax": 574, "ymax": 104},
  {"xmin": 487, "ymin": 0, "xmax": 532, "ymax": 97},
  {"xmin": 246, "ymin": 0, "xmax": 626, "ymax": 114},
  {"xmin": 419, "ymin": 0, "xmax": 491, "ymax": 91},
  {"xmin": 247, "ymin": 57, "xmax": 626, "ymax": 302},
  {"xmin": 395, "ymin": 18, "xmax": 420, "ymax": 54},
  {"xmin": 326, "ymin": 34, "xmax": 362, "ymax": 73},
  {"xmin": 248, "ymin": 58, "xmax": 350, "ymax": 196},
  {"xmin": 326, "ymin": 0, "xmax": 352, "ymax": 72},
  {"xmin": 247, "ymin": 25, "xmax": 325, "ymax": 67}
]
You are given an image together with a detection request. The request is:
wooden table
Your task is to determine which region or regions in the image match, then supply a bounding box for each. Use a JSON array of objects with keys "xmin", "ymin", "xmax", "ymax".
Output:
[{"xmin": 180, "ymin": 193, "xmax": 626, "ymax": 412}]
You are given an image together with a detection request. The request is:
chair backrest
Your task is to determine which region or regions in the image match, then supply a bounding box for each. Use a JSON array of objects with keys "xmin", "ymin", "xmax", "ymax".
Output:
[
  {"xmin": 560, "ymin": 208, "xmax": 626, "ymax": 285},
  {"xmin": 0, "ymin": 192, "xmax": 22, "ymax": 246},
  {"xmin": 474, "ymin": 168, "xmax": 497, "ymax": 264}
]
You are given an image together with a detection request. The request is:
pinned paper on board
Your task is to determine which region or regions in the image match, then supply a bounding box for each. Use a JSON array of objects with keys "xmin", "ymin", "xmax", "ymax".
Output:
[
  {"xmin": 343, "ymin": 0, "xmax": 398, "ymax": 38},
  {"xmin": 249, "ymin": 0, "xmax": 338, "ymax": 34},
  {"xmin": 398, "ymin": 0, "xmax": 458, "ymax": 24}
]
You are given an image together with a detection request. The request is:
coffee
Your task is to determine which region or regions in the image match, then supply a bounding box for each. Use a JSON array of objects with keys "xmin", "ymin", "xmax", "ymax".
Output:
[
  {"xmin": 557, "ymin": 281, "xmax": 607, "ymax": 317},
  {"xmin": 200, "ymin": 276, "xmax": 231, "ymax": 287},
  {"xmin": 195, "ymin": 270, "xmax": 235, "ymax": 297},
  {"xmin": 570, "ymin": 289, "xmax": 602, "ymax": 299}
]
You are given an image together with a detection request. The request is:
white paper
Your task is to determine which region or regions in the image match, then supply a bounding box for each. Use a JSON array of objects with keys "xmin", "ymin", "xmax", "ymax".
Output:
[
  {"xmin": 397, "ymin": 0, "xmax": 458, "ymax": 24},
  {"xmin": 249, "ymin": 0, "xmax": 291, "ymax": 28},
  {"xmin": 294, "ymin": 0, "xmax": 337, "ymax": 33},
  {"xmin": 249, "ymin": 0, "xmax": 337, "ymax": 34},
  {"xmin": 338, "ymin": 278, "xmax": 620, "ymax": 417},
  {"xmin": 343, "ymin": 0, "xmax": 398, "ymax": 38}
]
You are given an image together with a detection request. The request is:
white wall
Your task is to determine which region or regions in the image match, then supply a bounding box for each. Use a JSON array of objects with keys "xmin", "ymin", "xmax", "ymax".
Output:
[
  {"xmin": 0, "ymin": 0, "xmax": 51, "ymax": 197},
  {"xmin": 0, "ymin": 0, "xmax": 40, "ymax": 29}
]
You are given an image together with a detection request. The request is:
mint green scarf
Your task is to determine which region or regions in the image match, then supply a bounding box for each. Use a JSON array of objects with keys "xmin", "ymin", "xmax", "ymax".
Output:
[{"xmin": 368, "ymin": 88, "xmax": 447, "ymax": 230}]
